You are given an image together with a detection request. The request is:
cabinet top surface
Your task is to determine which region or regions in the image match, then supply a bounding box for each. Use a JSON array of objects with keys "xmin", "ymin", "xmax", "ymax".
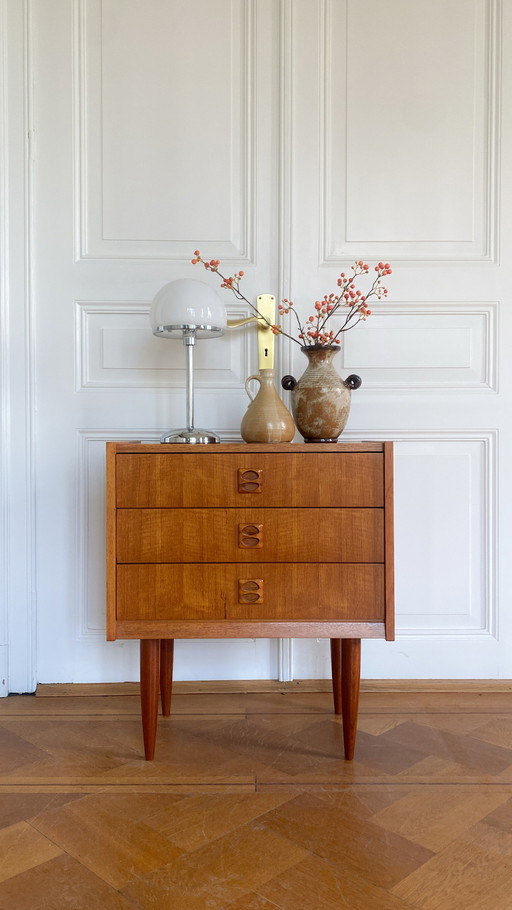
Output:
[{"xmin": 109, "ymin": 441, "xmax": 387, "ymax": 454}]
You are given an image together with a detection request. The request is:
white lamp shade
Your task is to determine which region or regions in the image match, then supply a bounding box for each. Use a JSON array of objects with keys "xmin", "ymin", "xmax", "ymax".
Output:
[{"xmin": 150, "ymin": 278, "xmax": 226, "ymax": 339}]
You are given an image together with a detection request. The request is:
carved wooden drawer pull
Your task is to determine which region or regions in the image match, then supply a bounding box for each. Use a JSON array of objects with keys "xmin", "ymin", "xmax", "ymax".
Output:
[
  {"xmin": 239, "ymin": 524, "xmax": 263, "ymax": 548},
  {"xmin": 238, "ymin": 469, "xmax": 262, "ymax": 493},
  {"xmin": 238, "ymin": 579, "xmax": 264, "ymax": 604}
]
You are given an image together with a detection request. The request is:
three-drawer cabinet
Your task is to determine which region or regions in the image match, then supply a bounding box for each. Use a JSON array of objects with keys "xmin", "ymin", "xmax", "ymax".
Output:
[{"xmin": 106, "ymin": 441, "xmax": 394, "ymax": 760}]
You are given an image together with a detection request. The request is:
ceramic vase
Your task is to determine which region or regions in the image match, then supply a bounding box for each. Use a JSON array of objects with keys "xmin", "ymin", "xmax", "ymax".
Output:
[{"xmin": 281, "ymin": 345, "xmax": 361, "ymax": 442}]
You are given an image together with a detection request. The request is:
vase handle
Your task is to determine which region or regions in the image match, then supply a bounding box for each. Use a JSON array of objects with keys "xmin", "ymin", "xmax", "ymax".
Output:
[
  {"xmin": 344, "ymin": 374, "xmax": 362, "ymax": 390},
  {"xmin": 281, "ymin": 375, "xmax": 297, "ymax": 391},
  {"xmin": 245, "ymin": 374, "xmax": 262, "ymax": 401}
]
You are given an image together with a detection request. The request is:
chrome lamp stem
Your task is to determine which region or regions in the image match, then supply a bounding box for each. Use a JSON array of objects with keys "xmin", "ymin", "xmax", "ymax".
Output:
[
  {"xmin": 159, "ymin": 328, "xmax": 220, "ymax": 444},
  {"xmin": 184, "ymin": 331, "xmax": 195, "ymax": 431}
]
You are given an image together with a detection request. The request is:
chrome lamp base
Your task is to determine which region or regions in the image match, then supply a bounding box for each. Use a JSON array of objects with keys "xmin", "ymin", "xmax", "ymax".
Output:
[{"xmin": 160, "ymin": 427, "xmax": 221, "ymax": 444}]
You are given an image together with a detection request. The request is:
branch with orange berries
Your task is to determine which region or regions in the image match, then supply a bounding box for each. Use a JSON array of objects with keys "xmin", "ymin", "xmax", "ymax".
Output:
[
  {"xmin": 191, "ymin": 252, "xmax": 391, "ymax": 347},
  {"xmin": 191, "ymin": 252, "xmax": 296, "ymax": 342}
]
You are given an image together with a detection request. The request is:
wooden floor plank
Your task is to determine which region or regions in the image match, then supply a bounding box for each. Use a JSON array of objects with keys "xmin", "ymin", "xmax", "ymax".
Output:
[
  {"xmin": 121, "ymin": 821, "xmax": 310, "ymax": 906},
  {"xmin": 0, "ymin": 821, "xmax": 62, "ymax": 884},
  {"xmin": 256, "ymin": 792, "xmax": 434, "ymax": 890},
  {"xmin": 30, "ymin": 796, "xmax": 183, "ymax": 889},
  {"xmin": 142, "ymin": 791, "xmax": 295, "ymax": 850},
  {"xmin": 392, "ymin": 820, "xmax": 512, "ymax": 909},
  {"xmin": 257, "ymin": 852, "xmax": 418, "ymax": 910},
  {"xmin": 371, "ymin": 786, "xmax": 512, "ymax": 852},
  {"xmin": 0, "ymin": 854, "xmax": 136, "ymax": 910}
]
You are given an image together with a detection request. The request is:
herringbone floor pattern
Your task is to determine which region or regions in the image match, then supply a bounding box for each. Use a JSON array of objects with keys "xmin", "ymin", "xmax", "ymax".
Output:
[{"xmin": 1, "ymin": 688, "xmax": 512, "ymax": 908}]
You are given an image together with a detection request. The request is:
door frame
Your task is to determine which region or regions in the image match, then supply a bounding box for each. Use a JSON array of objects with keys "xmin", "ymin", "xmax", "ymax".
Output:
[{"xmin": 1, "ymin": 0, "xmax": 36, "ymax": 694}]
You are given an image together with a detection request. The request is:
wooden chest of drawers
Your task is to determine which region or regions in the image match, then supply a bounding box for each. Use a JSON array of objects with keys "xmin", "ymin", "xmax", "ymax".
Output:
[{"xmin": 106, "ymin": 441, "xmax": 394, "ymax": 761}]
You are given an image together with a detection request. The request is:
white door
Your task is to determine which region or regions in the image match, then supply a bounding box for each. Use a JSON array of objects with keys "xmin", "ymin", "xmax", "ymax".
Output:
[
  {"xmin": 27, "ymin": 0, "xmax": 283, "ymax": 686},
  {"xmin": 3, "ymin": 0, "xmax": 512, "ymax": 690},
  {"xmin": 287, "ymin": 0, "xmax": 512, "ymax": 681}
]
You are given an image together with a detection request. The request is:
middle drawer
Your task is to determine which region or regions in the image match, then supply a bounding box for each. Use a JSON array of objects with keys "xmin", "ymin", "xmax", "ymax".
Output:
[{"xmin": 117, "ymin": 508, "xmax": 384, "ymax": 563}]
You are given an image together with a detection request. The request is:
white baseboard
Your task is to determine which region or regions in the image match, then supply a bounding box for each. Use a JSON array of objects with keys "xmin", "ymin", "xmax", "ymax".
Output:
[{"xmin": 34, "ymin": 678, "xmax": 512, "ymax": 697}]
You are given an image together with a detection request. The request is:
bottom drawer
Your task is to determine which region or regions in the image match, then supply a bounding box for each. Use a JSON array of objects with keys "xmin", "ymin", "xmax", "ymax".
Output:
[{"xmin": 116, "ymin": 563, "xmax": 385, "ymax": 622}]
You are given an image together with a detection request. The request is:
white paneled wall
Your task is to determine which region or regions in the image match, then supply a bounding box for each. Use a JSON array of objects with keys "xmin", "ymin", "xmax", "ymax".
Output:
[{"xmin": 2, "ymin": 0, "xmax": 512, "ymax": 690}]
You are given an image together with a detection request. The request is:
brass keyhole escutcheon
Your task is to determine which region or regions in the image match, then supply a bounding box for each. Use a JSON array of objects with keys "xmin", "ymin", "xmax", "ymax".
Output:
[
  {"xmin": 239, "ymin": 524, "xmax": 263, "ymax": 548},
  {"xmin": 238, "ymin": 468, "xmax": 262, "ymax": 493}
]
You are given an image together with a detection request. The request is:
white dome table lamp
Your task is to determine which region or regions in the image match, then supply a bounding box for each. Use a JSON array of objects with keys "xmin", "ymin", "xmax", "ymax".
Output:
[{"xmin": 150, "ymin": 278, "xmax": 226, "ymax": 443}]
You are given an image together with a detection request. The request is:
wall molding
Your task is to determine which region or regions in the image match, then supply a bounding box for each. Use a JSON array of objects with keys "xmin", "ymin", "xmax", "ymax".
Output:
[
  {"xmin": 75, "ymin": 300, "xmax": 254, "ymax": 391},
  {"xmin": 339, "ymin": 301, "xmax": 498, "ymax": 391},
  {"xmin": 343, "ymin": 429, "xmax": 498, "ymax": 639},
  {"xmin": 0, "ymin": 0, "xmax": 36, "ymax": 695},
  {"xmin": 321, "ymin": 0, "xmax": 502, "ymax": 264},
  {"xmin": 0, "ymin": 0, "xmax": 10, "ymax": 693},
  {"xmin": 275, "ymin": 0, "xmax": 296, "ymax": 679},
  {"xmin": 73, "ymin": 0, "xmax": 257, "ymax": 261}
]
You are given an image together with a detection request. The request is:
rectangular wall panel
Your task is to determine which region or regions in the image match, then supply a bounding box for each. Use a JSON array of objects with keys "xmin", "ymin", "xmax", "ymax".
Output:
[
  {"xmin": 344, "ymin": 432, "xmax": 496, "ymax": 636},
  {"xmin": 395, "ymin": 439, "xmax": 492, "ymax": 633},
  {"xmin": 76, "ymin": 301, "xmax": 252, "ymax": 389},
  {"xmin": 77, "ymin": 0, "xmax": 254, "ymax": 259},
  {"xmin": 324, "ymin": 0, "xmax": 499, "ymax": 261},
  {"xmin": 340, "ymin": 303, "xmax": 497, "ymax": 389}
]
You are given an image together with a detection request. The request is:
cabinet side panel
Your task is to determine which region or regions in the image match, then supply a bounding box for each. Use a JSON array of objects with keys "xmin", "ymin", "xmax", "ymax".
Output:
[
  {"xmin": 384, "ymin": 441, "xmax": 395, "ymax": 640},
  {"xmin": 106, "ymin": 443, "xmax": 118, "ymax": 640}
]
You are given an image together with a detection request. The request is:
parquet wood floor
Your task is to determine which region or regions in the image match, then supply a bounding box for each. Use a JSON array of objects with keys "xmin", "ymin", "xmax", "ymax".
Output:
[{"xmin": 1, "ymin": 689, "xmax": 512, "ymax": 908}]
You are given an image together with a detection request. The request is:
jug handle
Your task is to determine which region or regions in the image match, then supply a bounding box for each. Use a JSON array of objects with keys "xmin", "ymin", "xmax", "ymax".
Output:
[{"xmin": 245, "ymin": 374, "xmax": 262, "ymax": 401}]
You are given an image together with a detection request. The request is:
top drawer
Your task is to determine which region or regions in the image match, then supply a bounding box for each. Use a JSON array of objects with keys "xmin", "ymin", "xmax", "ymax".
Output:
[{"xmin": 115, "ymin": 452, "xmax": 384, "ymax": 508}]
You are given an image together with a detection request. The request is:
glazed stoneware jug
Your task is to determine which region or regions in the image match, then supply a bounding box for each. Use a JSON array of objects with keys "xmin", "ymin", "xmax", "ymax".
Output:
[{"xmin": 241, "ymin": 369, "xmax": 295, "ymax": 443}]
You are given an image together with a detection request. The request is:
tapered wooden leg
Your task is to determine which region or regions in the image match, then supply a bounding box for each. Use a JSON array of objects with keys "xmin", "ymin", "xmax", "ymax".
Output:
[
  {"xmin": 160, "ymin": 639, "xmax": 174, "ymax": 717},
  {"xmin": 341, "ymin": 638, "xmax": 361, "ymax": 761},
  {"xmin": 330, "ymin": 638, "xmax": 342, "ymax": 715},
  {"xmin": 140, "ymin": 639, "xmax": 160, "ymax": 760}
]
